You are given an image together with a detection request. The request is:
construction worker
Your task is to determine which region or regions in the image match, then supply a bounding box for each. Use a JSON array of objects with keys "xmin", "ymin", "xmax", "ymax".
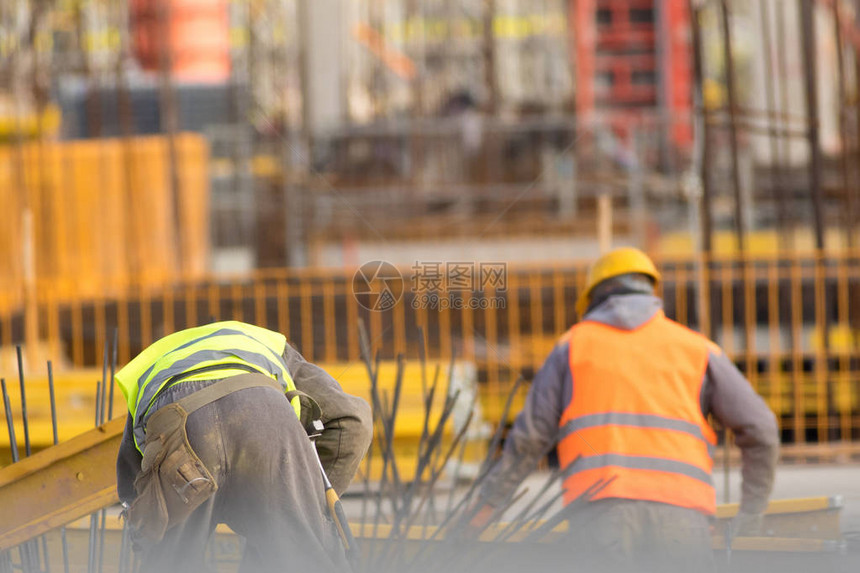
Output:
[
  {"xmin": 469, "ymin": 247, "xmax": 779, "ymax": 572},
  {"xmin": 115, "ymin": 320, "xmax": 373, "ymax": 573}
]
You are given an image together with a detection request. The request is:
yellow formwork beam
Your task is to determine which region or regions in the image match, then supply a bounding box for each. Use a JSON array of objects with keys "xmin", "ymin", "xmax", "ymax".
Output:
[{"xmin": 0, "ymin": 417, "xmax": 124, "ymax": 550}]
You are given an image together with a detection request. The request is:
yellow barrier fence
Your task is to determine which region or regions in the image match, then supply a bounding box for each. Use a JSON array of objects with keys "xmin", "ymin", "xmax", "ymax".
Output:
[{"xmin": 0, "ymin": 252, "xmax": 859, "ymax": 447}]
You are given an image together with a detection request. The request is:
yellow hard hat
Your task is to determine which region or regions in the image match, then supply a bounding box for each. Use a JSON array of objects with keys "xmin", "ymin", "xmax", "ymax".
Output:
[{"xmin": 575, "ymin": 247, "xmax": 661, "ymax": 316}]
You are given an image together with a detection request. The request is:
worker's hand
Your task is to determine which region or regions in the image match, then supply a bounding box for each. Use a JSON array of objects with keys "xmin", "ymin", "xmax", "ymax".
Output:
[
  {"xmin": 462, "ymin": 503, "xmax": 496, "ymax": 541},
  {"xmin": 730, "ymin": 511, "xmax": 764, "ymax": 538}
]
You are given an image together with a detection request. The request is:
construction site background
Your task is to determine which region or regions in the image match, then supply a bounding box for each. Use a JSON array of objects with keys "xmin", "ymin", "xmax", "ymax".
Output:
[{"xmin": 1, "ymin": 0, "xmax": 860, "ymax": 458}]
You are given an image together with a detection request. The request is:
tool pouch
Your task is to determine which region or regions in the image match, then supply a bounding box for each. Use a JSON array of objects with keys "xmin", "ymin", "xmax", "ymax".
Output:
[{"xmin": 128, "ymin": 402, "xmax": 217, "ymax": 551}]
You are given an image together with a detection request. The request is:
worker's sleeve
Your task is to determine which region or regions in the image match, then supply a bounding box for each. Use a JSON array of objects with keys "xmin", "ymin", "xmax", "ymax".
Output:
[
  {"xmin": 704, "ymin": 350, "xmax": 780, "ymax": 514},
  {"xmin": 478, "ymin": 342, "xmax": 570, "ymax": 508},
  {"xmin": 116, "ymin": 413, "xmax": 142, "ymax": 504},
  {"xmin": 282, "ymin": 344, "xmax": 373, "ymax": 495}
]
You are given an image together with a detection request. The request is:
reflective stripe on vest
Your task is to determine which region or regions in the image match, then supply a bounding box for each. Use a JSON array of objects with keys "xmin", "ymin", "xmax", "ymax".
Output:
[
  {"xmin": 116, "ymin": 321, "xmax": 300, "ymax": 452},
  {"xmin": 557, "ymin": 310, "xmax": 718, "ymax": 514}
]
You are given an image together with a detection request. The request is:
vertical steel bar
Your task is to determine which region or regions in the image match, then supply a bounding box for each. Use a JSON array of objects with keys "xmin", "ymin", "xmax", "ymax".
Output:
[
  {"xmin": 346, "ymin": 276, "xmax": 360, "ymax": 362},
  {"xmin": 676, "ymin": 264, "xmax": 689, "ymax": 325},
  {"xmin": 95, "ymin": 301, "xmax": 106, "ymax": 376},
  {"xmin": 836, "ymin": 256, "xmax": 851, "ymax": 441},
  {"xmin": 100, "ymin": 341, "xmax": 108, "ymax": 425},
  {"xmin": 254, "ymin": 279, "xmax": 266, "ymax": 328},
  {"xmin": 117, "ymin": 292, "xmax": 130, "ymax": 365},
  {"xmin": 832, "ymin": 1, "xmax": 854, "ymax": 248},
  {"xmin": 323, "ymin": 279, "xmax": 338, "ymax": 362},
  {"xmin": 790, "ymin": 257, "xmax": 804, "ymax": 444},
  {"xmin": 163, "ymin": 284, "xmax": 175, "ymax": 336},
  {"xmin": 528, "ymin": 272, "xmax": 543, "ymax": 365},
  {"xmin": 507, "ymin": 273, "xmax": 522, "ymax": 379},
  {"xmin": 48, "ymin": 361, "xmax": 58, "ymax": 445},
  {"xmin": 49, "ymin": 358, "xmax": 70, "ymax": 573},
  {"xmin": 16, "ymin": 346, "xmax": 31, "ymax": 457},
  {"xmin": 799, "ymin": 0, "xmax": 825, "ymax": 250},
  {"xmin": 721, "ymin": 260, "xmax": 735, "ymax": 354},
  {"xmin": 767, "ymin": 260, "xmax": 782, "ymax": 422},
  {"xmin": 743, "ymin": 258, "xmax": 757, "ymax": 393},
  {"xmin": 719, "ymin": 0, "xmax": 746, "ymax": 251},
  {"xmin": 206, "ymin": 282, "xmax": 219, "ymax": 324},
  {"xmin": 484, "ymin": 283, "xmax": 500, "ymax": 410},
  {"xmin": 61, "ymin": 528, "xmax": 70, "ymax": 573},
  {"xmin": 759, "ymin": 0, "xmax": 785, "ymax": 253},
  {"xmin": 774, "ymin": 0, "xmax": 793, "ymax": 246},
  {"xmin": 855, "ymin": 54, "xmax": 860, "ymax": 249},
  {"xmin": 156, "ymin": 0, "xmax": 184, "ymax": 273},
  {"xmin": 300, "ymin": 279, "xmax": 314, "ymax": 361},
  {"xmin": 109, "ymin": 328, "xmax": 118, "ymax": 420},
  {"xmin": 276, "ymin": 279, "xmax": 290, "ymax": 340},
  {"xmin": 689, "ymin": 1, "xmax": 714, "ymax": 340},
  {"xmin": 140, "ymin": 288, "xmax": 153, "ymax": 348},
  {"xmin": 813, "ymin": 255, "xmax": 828, "ymax": 442},
  {"xmin": 231, "ymin": 283, "xmax": 243, "ymax": 322},
  {"xmin": 40, "ymin": 534, "xmax": 50, "ymax": 573},
  {"xmin": 185, "ymin": 283, "xmax": 198, "ymax": 329},
  {"xmin": 2, "ymin": 379, "xmax": 19, "ymax": 463}
]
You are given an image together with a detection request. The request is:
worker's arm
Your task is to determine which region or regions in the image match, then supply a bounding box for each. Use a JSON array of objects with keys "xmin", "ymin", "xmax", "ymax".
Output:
[
  {"xmin": 116, "ymin": 413, "xmax": 142, "ymax": 504},
  {"xmin": 703, "ymin": 350, "xmax": 779, "ymax": 514},
  {"xmin": 282, "ymin": 344, "xmax": 373, "ymax": 495},
  {"xmin": 478, "ymin": 342, "xmax": 569, "ymax": 508}
]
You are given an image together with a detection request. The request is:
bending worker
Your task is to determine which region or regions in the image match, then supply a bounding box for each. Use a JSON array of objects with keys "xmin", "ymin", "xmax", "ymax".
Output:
[
  {"xmin": 115, "ymin": 320, "xmax": 373, "ymax": 573},
  {"xmin": 471, "ymin": 248, "xmax": 779, "ymax": 571}
]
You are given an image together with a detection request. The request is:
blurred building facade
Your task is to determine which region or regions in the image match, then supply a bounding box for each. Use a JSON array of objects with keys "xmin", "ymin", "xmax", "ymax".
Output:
[{"xmin": 1, "ymin": 0, "xmax": 859, "ymax": 276}]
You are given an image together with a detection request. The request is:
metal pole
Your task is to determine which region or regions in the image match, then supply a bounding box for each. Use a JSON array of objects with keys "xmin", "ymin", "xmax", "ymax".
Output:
[
  {"xmin": 833, "ymin": 0, "xmax": 854, "ymax": 249},
  {"xmin": 157, "ymin": 0, "xmax": 184, "ymax": 274},
  {"xmin": 720, "ymin": 0, "xmax": 746, "ymax": 252},
  {"xmin": 689, "ymin": 0, "xmax": 713, "ymax": 255},
  {"xmin": 759, "ymin": 0, "xmax": 785, "ymax": 253},
  {"xmin": 109, "ymin": 328, "xmax": 118, "ymax": 420},
  {"xmin": 800, "ymin": 0, "xmax": 824, "ymax": 251},
  {"xmin": 16, "ymin": 346, "xmax": 31, "ymax": 457},
  {"xmin": 482, "ymin": 0, "xmax": 497, "ymax": 115},
  {"xmin": 49, "ymin": 361, "xmax": 70, "ymax": 573},
  {"xmin": 689, "ymin": 0, "xmax": 713, "ymax": 339},
  {"xmin": 1, "ymin": 379, "xmax": 19, "ymax": 464}
]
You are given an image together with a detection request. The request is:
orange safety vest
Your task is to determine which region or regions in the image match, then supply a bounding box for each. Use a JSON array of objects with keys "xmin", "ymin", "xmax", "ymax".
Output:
[{"xmin": 557, "ymin": 310, "xmax": 718, "ymax": 514}]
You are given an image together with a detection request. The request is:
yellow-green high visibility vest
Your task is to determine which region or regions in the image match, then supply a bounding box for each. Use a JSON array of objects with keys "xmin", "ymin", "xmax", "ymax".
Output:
[{"xmin": 116, "ymin": 321, "xmax": 300, "ymax": 452}]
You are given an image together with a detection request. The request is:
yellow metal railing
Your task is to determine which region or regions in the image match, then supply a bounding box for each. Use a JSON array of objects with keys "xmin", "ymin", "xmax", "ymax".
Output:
[{"xmin": 0, "ymin": 253, "xmax": 859, "ymax": 446}]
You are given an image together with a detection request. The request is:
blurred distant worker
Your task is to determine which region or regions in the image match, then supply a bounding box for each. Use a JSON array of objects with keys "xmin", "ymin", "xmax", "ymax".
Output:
[
  {"xmin": 115, "ymin": 320, "xmax": 372, "ymax": 573},
  {"xmin": 470, "ymin": 248, "xmax": 779, "ymax": 572}
]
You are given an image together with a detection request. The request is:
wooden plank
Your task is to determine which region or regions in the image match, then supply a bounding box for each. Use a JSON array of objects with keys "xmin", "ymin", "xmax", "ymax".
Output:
[{"xmin": 0, "ymin": 417, "xmax": 124, "ymax": 550}]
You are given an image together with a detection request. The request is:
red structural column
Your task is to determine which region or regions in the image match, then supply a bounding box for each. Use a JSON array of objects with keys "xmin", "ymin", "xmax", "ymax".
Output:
[{"xmin": 573, "ymin": 0, "xmax": 598, "ymax": 118}]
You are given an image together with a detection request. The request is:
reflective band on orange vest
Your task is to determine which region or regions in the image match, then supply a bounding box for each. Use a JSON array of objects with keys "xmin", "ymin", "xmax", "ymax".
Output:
[
  {"xmin": 559, "ymin": 413, "xmax": 709, "ymax": 443},
  {"xmin": 562, "ymin": 454, "xmax": 712, "ymax": 485}
]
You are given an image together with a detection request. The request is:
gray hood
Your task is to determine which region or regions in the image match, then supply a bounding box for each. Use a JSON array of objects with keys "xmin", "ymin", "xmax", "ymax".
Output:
[{"xmin": 583, "ymin": 294, "xmax": 662, "ymax": 331}]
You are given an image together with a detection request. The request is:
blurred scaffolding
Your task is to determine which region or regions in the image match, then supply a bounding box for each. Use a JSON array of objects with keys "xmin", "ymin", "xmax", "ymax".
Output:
[{"xmin": 1, "ymin": 0, "xmax": 860, "ymax": 450}]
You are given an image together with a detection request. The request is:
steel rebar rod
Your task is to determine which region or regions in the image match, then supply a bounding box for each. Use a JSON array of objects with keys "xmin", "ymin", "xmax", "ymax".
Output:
[
  {"xmin": 16, "ymin": 347, "xmax": 31, "ymax": 458},
  {"xmin": 109, "ymin": 329, "xmax": 119, "ymax": 420},
  {"xmin": 719, "ymin": 0, "xmax": 746, "ymax": 251},
  {"xmin": 2, "ymin": 380, "xmax": 19, "ymax": 464},
  {"xmin": 49, "ymin": 359, "xmax": 69, "ymax": 573},
  {"xmin": 799, "ymin": 0, "xmax": 824, "ymax": 250}
]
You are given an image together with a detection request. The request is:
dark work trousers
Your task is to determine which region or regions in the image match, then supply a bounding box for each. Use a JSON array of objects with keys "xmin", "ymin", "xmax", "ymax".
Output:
[
  {"xmin": 137, "ymin": 376, "xmax": 349, "ymax": 573},
  {"xmin": 561, "ymin": 498, "xmax": 716, "ymax": 573}
]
